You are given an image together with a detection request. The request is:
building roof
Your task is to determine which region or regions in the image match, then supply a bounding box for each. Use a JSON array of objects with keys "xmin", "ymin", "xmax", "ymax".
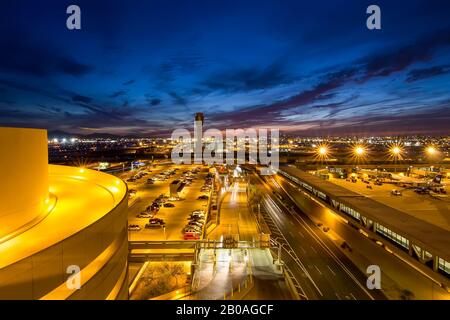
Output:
[{"xmin": 0, "ymin": 165, "xmax": 127, "ymax": 269}]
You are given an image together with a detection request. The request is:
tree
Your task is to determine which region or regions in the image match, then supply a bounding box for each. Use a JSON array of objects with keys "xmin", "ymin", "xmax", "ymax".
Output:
[{"xmin": 170, "ymin": 264, "xmax": 185, "ymax": 287}]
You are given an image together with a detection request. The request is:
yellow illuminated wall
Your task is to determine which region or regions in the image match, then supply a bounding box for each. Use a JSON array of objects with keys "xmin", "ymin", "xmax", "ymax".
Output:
[{"xmin": 0, "ymin": 127, "xmax": 48, "ymax": 240}]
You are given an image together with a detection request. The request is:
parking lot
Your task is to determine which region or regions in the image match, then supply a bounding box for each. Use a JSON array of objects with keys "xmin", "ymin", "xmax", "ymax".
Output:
[{"xmin": 124, "ymin": 163, "xmax": 213, "ymax": 241}]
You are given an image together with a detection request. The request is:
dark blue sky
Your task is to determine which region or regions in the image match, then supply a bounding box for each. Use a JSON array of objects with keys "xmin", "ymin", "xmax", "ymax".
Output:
[{"xmin": 1, "ymin": 0, "xmax": 449, "ymax": 136}]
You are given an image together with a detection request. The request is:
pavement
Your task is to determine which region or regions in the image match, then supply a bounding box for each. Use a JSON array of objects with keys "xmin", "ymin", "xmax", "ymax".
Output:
[
  {"xmin": 189, "ymin": 248, "xmax": 250, "ymax": 300},
  {"xmin": 187, "ymin": 248, "xmax": 289, "ymax": 300},
  {"xmin": 207, "ymin": 182, "xmax": 259, "ymax": 242}
]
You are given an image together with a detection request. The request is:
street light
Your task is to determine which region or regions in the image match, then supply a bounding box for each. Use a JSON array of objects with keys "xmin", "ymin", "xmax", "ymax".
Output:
[
  {"xmin": 391, "ymin": 146, "xmax": 401, "ymax": 156},
  {"xmin": 314, "ymin": 144, "xmax": 330, "ymax": 162},
  {"xmin": 354, "ymin": 146, "xmax": 365, "ymax": 156},
  {"xmin": 389, "ymin": 143, "xmax": 403, "ymax": 172},
  {"xmin": 319, "ymin": 146, "xmax": 328, "ymax": 156},
  {"xmin": 426, "ymin": 146, "xmax": 437, "ymax": 155},
  {"xmin": 350, "ymin": 144, "xmax": 368, "ymax": 163}
]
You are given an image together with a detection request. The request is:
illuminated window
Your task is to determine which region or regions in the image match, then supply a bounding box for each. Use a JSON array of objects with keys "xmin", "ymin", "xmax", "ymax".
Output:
[
  {"xmin": 438, "ymin": 258, "xmax": 450, "ymax": 276},
  {"xmin": 375, "ymin": 223, "xmax": 409, "ymax": 250},
  {"xmin": 339, "ymin": 203, "xmax": 360, "ymax": 221}
]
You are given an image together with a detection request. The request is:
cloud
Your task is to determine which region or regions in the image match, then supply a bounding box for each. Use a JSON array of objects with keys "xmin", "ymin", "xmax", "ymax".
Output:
[
  {"xmin": 149, "ymin": 98, "xmax": 161, "ymax": 106},
  {"xmin": 201, "ymin": 62, "xmax": 296, "ymax": 93},
  {"xmin": 122, "ymin": 80, "xmax": 135, "ymax": 85},
  {"xmin": 0, "ymin": 35, "xmax": 93, "ymax": 77},
  {"xmin": 359, "ymin": 28, "xmax": 450, "ymax": 81},
  {"xmin": 72, "ymin": 95, "xmax": 93, "ymax": 103},
  {"xmin": 109, "ymin": 90, "xmax": 127, "ymax": 98},
  {"xmin": 169, "ymin": 92, "xmax": 187, "ymax": 106},
  {"xmin": 207, "ymin": 28, "xmax": 450, "ymax": 131},
  {"xmin": 406, "ymin": 65, "xmax": 450, "ymax": 82}
]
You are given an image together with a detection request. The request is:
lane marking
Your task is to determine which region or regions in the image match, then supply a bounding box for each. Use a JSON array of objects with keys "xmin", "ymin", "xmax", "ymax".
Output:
[
  {"xmin": 314, "ymin": 265, "xmax": 322, "ymax": 275},
  {"xmin": 327, "ymin": 265, "xmax": 336, "ymax": 276},
  {"xmin": 350, "ymin": 293, "xmax": 357, "ymax": 300},
  {"xmin": 310, "ymin": 246, "xmax": 317, "ymax": 254}
]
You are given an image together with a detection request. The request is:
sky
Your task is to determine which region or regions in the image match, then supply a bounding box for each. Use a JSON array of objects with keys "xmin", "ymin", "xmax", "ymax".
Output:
[{"xmin": 0, "ymin": 0, "xmax": 450, "ymax": 137}]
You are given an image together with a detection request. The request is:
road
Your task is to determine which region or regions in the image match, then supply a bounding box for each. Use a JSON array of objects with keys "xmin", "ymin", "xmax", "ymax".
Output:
[
  {"xmin": 208, "ymin": 182, "xmax": 259, "ymax": 242},
  {"xmin": 250, "ymin": 171, "xmax": 386, "ymax": 300}
]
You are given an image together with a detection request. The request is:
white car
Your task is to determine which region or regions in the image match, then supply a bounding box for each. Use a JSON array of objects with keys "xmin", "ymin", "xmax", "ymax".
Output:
[
  {"xmin": 128, "ymin": 224, "xmax": 141, "ymax": 231},
  {"xmin": 137, "ymin": 213, "xmax": 154, "ymax": 218}
]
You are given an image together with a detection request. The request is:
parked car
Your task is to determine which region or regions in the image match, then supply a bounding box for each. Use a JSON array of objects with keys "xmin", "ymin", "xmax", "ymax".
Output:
[
  {"xmin": 197, "ymin": 195, "xmax": 209, "ymax": 200},
  {"xmin": 183, "ymin": 225, "xmax": 202, "ymax": 233},
  {"xmin": 128, "ymin": 224, "xmax": 141, "ymax": 231},
  {"xmin": 137, "ymin": 212, "xmax": 154, "ymax": 219},
  {"xmin": 163, "ymin": 202, "xmax": 175, "ymax": 208},
  {"xmin": 145, "ymin": 218, "xmax": 165, "ymax": 228},
  {"xmin": 188, "ymin": 221, "xmax": 203, "ymax": 228},
  {"xmin": 189, "ymin": 216, "xmax": 205, "ymax": 223},
  {"xmin": 184, "ymin": 232, "xmax": 200, "ymax": 240},
  {"xmin": 391, "ymin": 189, "xmax": 402, "ymax": 196}
]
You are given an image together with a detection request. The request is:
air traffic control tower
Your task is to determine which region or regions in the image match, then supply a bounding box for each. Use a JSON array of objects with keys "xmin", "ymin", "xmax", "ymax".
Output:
[{"xmin": 0, "ymin": 127, "xmax": 129, "ymax": 299}]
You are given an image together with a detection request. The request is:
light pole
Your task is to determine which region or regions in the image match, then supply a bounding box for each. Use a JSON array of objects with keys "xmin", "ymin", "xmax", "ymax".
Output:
[{"xmin": 390, "ymin": 145, "xmax": 402, "ymax": 173}]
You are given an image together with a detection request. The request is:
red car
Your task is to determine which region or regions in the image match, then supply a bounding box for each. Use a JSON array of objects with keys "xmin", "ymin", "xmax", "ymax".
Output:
[{"xmin": 184, "ymin": 232, "xmax": 200, "ymax": 240}]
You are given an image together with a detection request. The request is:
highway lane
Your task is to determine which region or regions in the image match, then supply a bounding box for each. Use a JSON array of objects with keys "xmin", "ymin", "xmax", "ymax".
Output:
[{"xmin": 250, "ymin": 172, "xmax": 386, "ymax": 300}]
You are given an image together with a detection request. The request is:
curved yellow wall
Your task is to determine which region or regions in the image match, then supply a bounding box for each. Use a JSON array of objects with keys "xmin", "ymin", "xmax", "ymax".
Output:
[{"xmin": 0, "ymin": 128, "xmax": 48, "ymax": 240}]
